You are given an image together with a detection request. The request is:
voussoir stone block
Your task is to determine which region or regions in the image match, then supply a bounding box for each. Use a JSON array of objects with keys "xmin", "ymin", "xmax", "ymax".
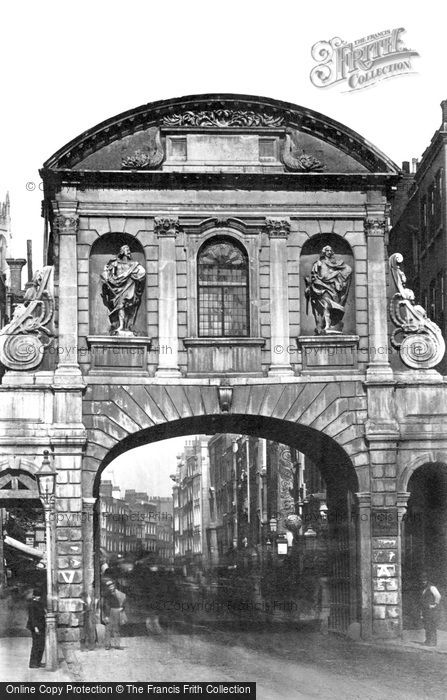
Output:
[{"xmin": 58, "ymin": 598, "xmax": 84, "ymax": 613}]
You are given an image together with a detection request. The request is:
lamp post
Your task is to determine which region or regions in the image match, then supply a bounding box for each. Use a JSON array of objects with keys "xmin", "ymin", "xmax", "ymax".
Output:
[{"xmin": 36, "ymin": 450, "xmax": 58, "ymax": 671}]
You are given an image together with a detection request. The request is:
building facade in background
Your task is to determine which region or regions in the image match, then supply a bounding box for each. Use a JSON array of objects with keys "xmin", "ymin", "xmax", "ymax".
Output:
[{"xmin": 390, "ymin": 100, "xmax": 447, "ymax": 372}]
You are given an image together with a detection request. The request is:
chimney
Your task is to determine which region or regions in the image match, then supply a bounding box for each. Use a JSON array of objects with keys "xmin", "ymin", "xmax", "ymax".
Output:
[
  {"xmin": 441, "ymin": 100, "xmax": 447, "ymax": 130},
  {"xmin": 6, "ymin": 258, "xmax": 26, "ymax": 295},
  {"xmin": 402, "ymin": 161, "xmax": 410, "ymax": 174},
  {"xmin": 26, "ymin": 240, "xmax": 33, "ymax": 284},
  {"xmin": 411, "ymin": 158, "xmax": 418, "ymax": 174}
]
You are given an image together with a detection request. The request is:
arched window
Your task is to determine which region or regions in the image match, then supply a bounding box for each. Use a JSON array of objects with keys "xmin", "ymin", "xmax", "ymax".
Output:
[{"xmin": 198, "ymin": 238, "xmax": 249, "ymax": 337}]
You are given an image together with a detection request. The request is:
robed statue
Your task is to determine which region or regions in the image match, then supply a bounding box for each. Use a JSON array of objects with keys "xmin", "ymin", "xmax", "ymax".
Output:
[
  {"xmin": 100, "ymin": 245, "xmax": 146, "ymax": 336},
  {"xmin": 305, "ymin": 245, "xmax": 352, "ymax": 335}
]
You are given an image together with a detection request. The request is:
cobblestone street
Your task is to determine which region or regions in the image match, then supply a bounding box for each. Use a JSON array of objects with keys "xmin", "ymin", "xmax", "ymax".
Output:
[{"xmin": 73, "ymin": 627, "xmax": 447, "ymax": 699}]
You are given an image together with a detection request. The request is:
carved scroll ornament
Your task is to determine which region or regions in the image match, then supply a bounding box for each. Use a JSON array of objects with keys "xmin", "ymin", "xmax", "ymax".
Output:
[
  {"xmin": 0, "ymin": 266, "xmax": 55, "ymax": 370},
  {"xmin": 281, "ymin": 131, "xmax": 325, "ymax": 172},
  {"xmin": 389, "ymin": 253, "xmax": 445, "ymax": 369},
  {"xmin": 121, "ymin": 128, "xmax": 165, "ymax": 169}
]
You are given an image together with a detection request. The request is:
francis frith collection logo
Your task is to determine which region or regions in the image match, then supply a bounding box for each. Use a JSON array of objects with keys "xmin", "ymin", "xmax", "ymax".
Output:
[{"xmin": 310, "ymin": 27, "xmax": 419, "ymax": 91}]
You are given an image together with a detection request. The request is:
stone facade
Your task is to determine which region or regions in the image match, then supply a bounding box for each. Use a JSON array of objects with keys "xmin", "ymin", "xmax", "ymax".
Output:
[{"xmin": 0, "ymin": 94, "xmax": 446, "ymax": 656}]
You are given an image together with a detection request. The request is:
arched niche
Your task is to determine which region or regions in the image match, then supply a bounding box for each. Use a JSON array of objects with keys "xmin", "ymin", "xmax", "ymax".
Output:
[
  {"xmin": 89, "ymin": 233, "xmax": 147, "ymax": 336},
  {"xmin": 300, "ymin": 233, "xmax": 356, "ymax": 336}
]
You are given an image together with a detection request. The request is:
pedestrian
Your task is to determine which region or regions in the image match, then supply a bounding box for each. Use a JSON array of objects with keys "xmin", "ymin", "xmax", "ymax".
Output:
[
  {"xmin": 26, "ymin": 587, "xmax": 46, "ymax": 668},
  {"xmin": 102, "ymin": 579, "xmax": 127, "ymax": 650},
  {"xmin": 421, "ymin": 572, "xmax": 441, "ymax": 646}
]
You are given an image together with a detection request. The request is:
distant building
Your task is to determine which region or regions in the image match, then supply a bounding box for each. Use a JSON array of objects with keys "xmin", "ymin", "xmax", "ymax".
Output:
[
  {"xmin": 99, "ymin": 481, "xmax": 131, "ymax": 556},
  {"xmin": 390, "ymin": 100, "xmax": 447, "ymax": 371},
  {"xmin": 124, "ymin": 490, "xmax": 158, "ymax": 556},
  {"xmin": 149, "ymin": 496, "xmax": 174, "ymax": 564},
  {"xmin": 172, "ymin": 436, "xmax": 210, "ymax": 573}
]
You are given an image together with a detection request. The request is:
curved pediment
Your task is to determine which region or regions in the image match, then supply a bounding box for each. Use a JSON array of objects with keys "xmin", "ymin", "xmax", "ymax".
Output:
[{"xmin": 42, "ymin": 93, "xmax": 399, "ymax": 175}]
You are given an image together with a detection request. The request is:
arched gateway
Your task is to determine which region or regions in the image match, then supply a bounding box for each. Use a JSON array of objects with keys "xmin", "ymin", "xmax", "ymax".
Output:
[{"xmin": 1, "ymin": 94, "xmax": 447, "ymax": 662}]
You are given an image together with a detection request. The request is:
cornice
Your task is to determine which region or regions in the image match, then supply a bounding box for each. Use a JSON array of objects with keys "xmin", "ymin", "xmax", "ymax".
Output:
[{"xmin": 40, "ymin": 169, "xmax": 399, "ymax": 194}]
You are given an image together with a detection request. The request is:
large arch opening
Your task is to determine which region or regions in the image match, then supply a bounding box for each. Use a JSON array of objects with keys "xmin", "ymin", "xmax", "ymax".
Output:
[
  {"xmin": 402, "ymin": 462, "xmax": 447, "ymax": 630},
  {"xmin": 0, "ymin": 469, "xmax": 45, "ymax": 638},
  {"xmin": 91, "ymin": 415, "xmax": 360, "ymax": 640}
]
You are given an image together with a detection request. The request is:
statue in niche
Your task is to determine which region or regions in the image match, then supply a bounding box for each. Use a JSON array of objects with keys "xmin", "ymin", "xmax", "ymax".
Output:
[
  {"xmin": 305, "ymin": 245, "xmax": 352, "ymax": 335},
  {"xmin": 100, "ymin": 245, "xmax": 146, "ymax": 336}
]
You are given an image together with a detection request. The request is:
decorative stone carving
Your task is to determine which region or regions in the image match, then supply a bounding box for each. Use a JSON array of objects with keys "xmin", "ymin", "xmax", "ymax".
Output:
[
  {"xmin": 217, "ymin": 379, "xmax": 233, "ymax": 413},
  {"xmin": 154, "ymin": 216, "xmax": 181, "ymax": 237},
  {"xmin": 100, "ymin": 245, "xmax": 146, "ymax": 337},
  {"xmin": 264, "ymin": 217, "xmax": 291, "ymax": 238},
  {"xmin": 278, "ymin": 448, "xmax": 300, "ymax": 530},
  {"xmin": 121, "ymin": 128, "xmax": 165, "ymax": 169},
  {"xmin": 0, "ymin": 266, "xmax": 55, "ymax": 370},
  {"xmin": 389, "ymin": 253, "xmax": 445, "ymax": 368},
  {"xmin": 54, "ymin": 214, "xmax": 79, "ymax": 235},
  {"xmin": 305, "ymin": 246, "xmax": 352, "ymax": 335},
  {"xmin": 364, "ymin": 219, "xmax": 387, "ymax": 236},
  {"xmin": 281, "ymin": 131, "xmax": 325, "ymax": 172},
  {"xmin": 162, "ymin": 110, "xmax": 284, "ymax": 128}
]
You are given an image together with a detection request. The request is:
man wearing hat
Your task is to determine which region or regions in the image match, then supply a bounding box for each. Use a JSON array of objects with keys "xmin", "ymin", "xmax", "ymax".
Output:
[
  {"xmin": 26, "ymin": 587, "xmax": 46, "ymax": 668},
  {"xmin": 102, "ymin": 579, "xmax": 127, "ymax": 650}
]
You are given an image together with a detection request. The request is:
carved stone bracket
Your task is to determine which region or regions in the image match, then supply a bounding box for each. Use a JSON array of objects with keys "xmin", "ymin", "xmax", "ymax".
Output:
[
  {"xmin": 389, "ymin": 252, "xmax": 445, "ymax": 369},
  {"xmin": 154, "ymin": 216, "xmax": 181, "ymax": 238},
  {"xmin": 217, "ymin": 380, "xmax": 233, "ymax": 413},
  {"xmin": 0, "ymin": 266, "xmax": 55, "ymax": 370},
  {"xmin": 121, "ymin": 128, "xmax": 165, "ymax": 169},
  {"xmin": 264, "ymin": 217, "xmax": 291, "ymax": 238}
]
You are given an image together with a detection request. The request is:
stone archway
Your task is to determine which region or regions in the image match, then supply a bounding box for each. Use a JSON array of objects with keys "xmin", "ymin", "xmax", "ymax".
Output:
[
  {"xmin": 85, "ymin": 413, "xmax": 361, "ymax": 643},
  {"xmin": 401, "ymin": 461, "xmax": 447, "ymax": 629}
]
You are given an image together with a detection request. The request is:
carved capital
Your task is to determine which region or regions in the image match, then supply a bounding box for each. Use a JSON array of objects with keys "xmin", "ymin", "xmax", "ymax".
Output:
[
  {"xmin": 54, "ymin": 213, "xmax": 79, "ymax": 235},
  {"xmin": 154, "ymin": 216, "xmax": 181, "ymax": 238},
  {"xmin": 364, "ymin": 218, "xmax": 386, "ymax": 236},
  {"xmin": 264, "ymin": 217, "xmax": 291, "ymax": 238}
]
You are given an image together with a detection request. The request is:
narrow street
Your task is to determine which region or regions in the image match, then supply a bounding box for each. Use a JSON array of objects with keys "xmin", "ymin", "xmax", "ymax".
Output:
[{"xmin": 76, "ymin": 627, "xmax": 447, "ymax": 699}]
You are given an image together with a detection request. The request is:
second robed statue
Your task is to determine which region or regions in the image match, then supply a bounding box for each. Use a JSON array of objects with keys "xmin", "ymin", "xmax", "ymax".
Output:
[
  {"xmin": 101, "ymin": 245, "xmax": 146, "ymax": 336},
  {"xmin": 305, "ymin": 245, "xmax": 352, "ymax": 335}
]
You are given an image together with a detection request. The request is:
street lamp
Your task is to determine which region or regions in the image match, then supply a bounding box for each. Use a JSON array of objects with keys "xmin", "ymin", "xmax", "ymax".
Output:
[{"xmin": 35, "ymin": 450, "xmax": 58, "ymax": 671}]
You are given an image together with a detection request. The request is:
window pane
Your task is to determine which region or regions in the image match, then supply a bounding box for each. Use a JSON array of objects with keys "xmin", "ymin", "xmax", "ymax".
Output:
[{"xmin": 198, "ymin": 238, "xmax": 249, "ymax": 337}]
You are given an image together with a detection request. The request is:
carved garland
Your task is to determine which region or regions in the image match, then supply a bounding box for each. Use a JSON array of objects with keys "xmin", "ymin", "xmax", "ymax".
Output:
[
  {"xmin": 162, "ymin": 110, "xmax": 284, "ymax": 128},
  {"xmin": 389, "ymin": 253, "xmax": 445, "ymax": 369}
]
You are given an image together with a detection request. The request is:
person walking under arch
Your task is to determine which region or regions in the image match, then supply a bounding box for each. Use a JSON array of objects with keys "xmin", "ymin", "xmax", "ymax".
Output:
[
  {"xmin": 102, "ymin": 579, "xmax": 127, "ymax": 650},
  {"xmin": 421, "ymin": 572, "xmax": 441, "ymax": 646}
]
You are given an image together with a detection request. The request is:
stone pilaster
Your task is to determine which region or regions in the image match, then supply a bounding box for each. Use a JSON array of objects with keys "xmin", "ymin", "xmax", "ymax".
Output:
[
  {"xmin": 364, "ymin": 216, "xmax": 393, "ymax": 381},
  {"xmin": 82, "ymin": 497, "xmax": 96, "ymax": 649},
  {"xmin": 396, "ymin": 491, "xmax": 411, "ymax": 637},
  {"xmin": 53, "ymin": 206, "xmax": 82, "ymax": 384},
  {"xmin": 154, "ymin": 216, "xmax": 181, "ymax": 377},
  {"xmin": 53, "ymin": 444, "xmax": 84, "ymax": 646},
  {"xmin": 367, "ymin": 442, "xmax": 401, "ymax": 638},
  {"xmin": 356, "ymin": 492, "xmax": 372, "ymax": 639},
  {"xmin": 265, "ymin": 218, "xmax": 294, "ymax": 376}
]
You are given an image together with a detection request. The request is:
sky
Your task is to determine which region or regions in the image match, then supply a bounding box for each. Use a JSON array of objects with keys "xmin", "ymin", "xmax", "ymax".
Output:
[
  {"xmin": 1, "ymin": 1, "xmax": 444, "ymax": 494},
  {"xmin": 103, "ymin": 437, "xmax": 188, "ymax": 498}
]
